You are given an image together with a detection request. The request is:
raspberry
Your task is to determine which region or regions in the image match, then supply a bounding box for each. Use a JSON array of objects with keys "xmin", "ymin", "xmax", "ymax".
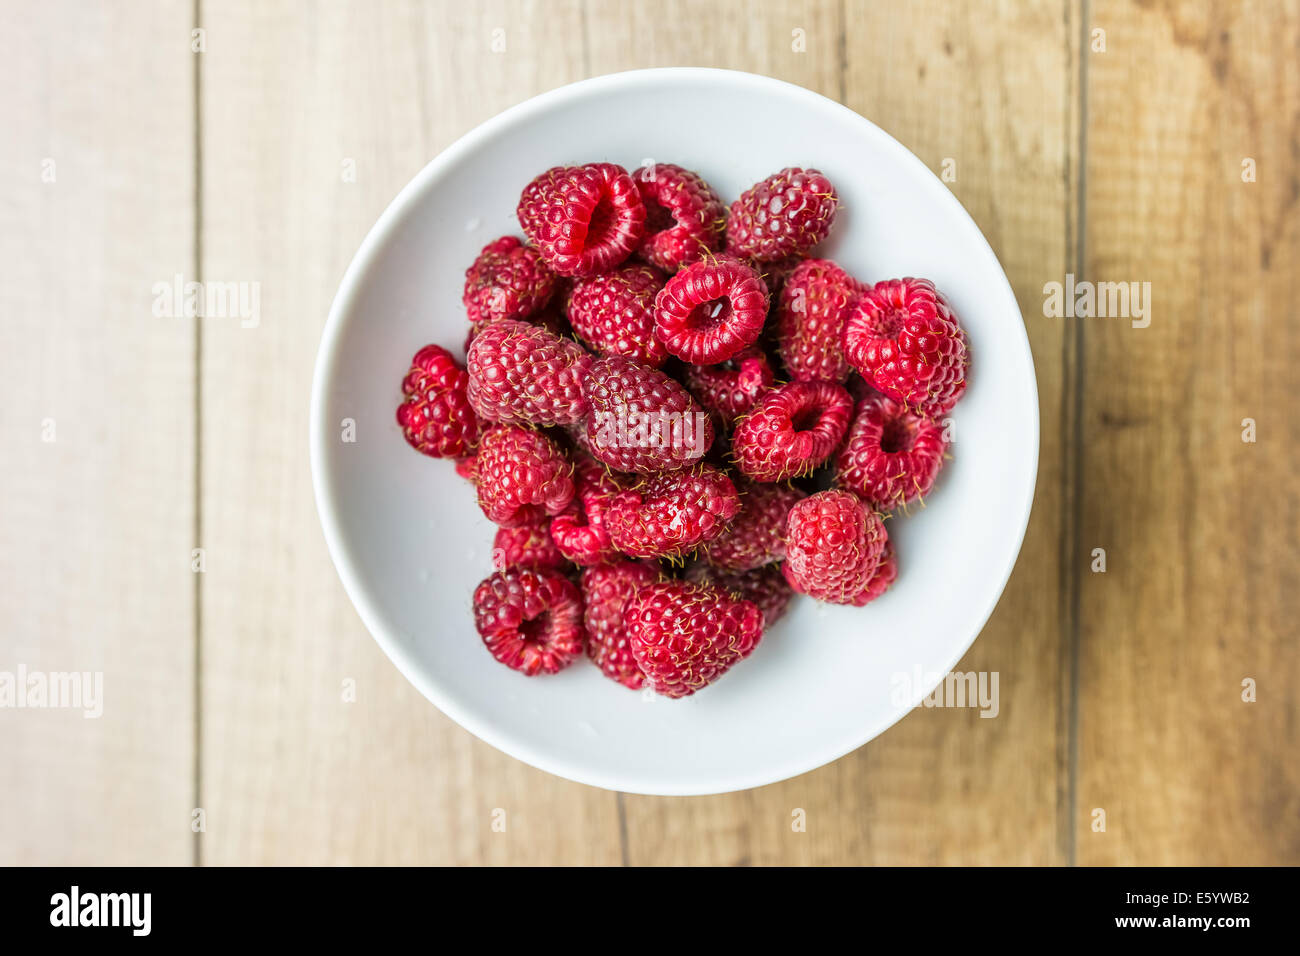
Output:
[
  {"xmin": 726, "ymin": 167, "xmax": 838, "ymax": 262},
  {"xmin": 683, "ymin": 347, "xmax": 775, "ymax": 428},
  {"xmin": 462, "ymin": 236, "xmax": 559, "ymax": 326},
  {"xmin": 653, "ymin": 257, "xmax": 769, "ymax": 365},
  {"xmin": 857, "ymin": 539, "xmax": 898, "ymax": 604},
  {"xmin": 582, "ymin": 355, "xmax": 714, "ymax": 473},
  {"xmin": 465, "ymin": 301, "xmax": 569, "ymax": 354},
  {"xmin": 700, "ymin": 480, "xmax": 804, "ymax": 571},
  {"xmin": 835, "ymin": 395, "xmax": 948, "ymax": 511},
  {"xmin": 396, "ymin": 344, "xmax": 480, "ymax": 458},
  {"xmin": 685, "ymin": 562, "xmax": 793, "ymax": 629},
  {"xmin": 549, "ymin": 452, "xmax": 625, "ymax": 565},
  {"xmin": 731, "ymin": 380, "xmax": 853, "ymax": 482},
  {"xmin": 564, "ymin": 264, "xmax": 668, "ymax": 368},
  {"xmin": 455, "ymin": 454, "xmax": 478, "ymax": 483},
  {"xmin": 467, "ymin": 318, "xmax": 592, "ymax": 427},
  {"xmin": 605, "ymin": 464, "xmax": 740, "ymax": 559},
  {"xmin": 842, "ymin": 277, "xmax": 970, "ymax": 416},
  {"xmin": 632, "ymin": 162, "xmax": 726, "ymax": 272},
  {"xmin": 782, "ymin": 490, "xmax": 891, "ymax": 606},
  {"xmin": 474, "ymin": 425, "xmax": 575, "ymax": 528},
  {"xmin": 517, "ymin": 163, "xmax": 646, "ymax": 277},
  {"xmin": 628, "ymin": 580, "xmax": 763, "ymax": 698},
  {"xmin": 755, "ymin": 254, "xmax": 807, "ymax": 297},
  {"xmin": 581, "ymin": 560, "xmax": 660, "ymax": 689},
  {"xmin": 473, "ymin": 568, "xmax": 585, "ymax": 675},
  {"xmin": 776, "ymin": 258, "xmax": 859, "ymax": 383},
  {"xmin": 492, "ymin": 518, "xmax": 568, "ymax": 573}
]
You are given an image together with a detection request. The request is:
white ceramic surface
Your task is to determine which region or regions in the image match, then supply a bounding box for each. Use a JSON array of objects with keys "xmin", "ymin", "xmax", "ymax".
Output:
[{"xmin": 310, "ymin": 68, "xmax": 1039, "ymax": 795}]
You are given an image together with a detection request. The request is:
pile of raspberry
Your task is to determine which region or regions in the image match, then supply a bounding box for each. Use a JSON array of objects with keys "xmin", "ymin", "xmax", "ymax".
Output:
[{"xmin": 396, "ymin": 161, "xmax": 970, "ymax": 698}]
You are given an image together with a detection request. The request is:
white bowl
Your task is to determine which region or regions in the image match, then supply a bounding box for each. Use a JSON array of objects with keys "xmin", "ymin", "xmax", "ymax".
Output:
[{"xmin": 310, "ymin": 68, "xmax": 1038, "ymax": 796}]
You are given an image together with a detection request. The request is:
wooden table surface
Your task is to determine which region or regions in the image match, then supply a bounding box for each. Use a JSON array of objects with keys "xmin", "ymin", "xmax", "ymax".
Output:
[{"xmin": 2, "ymin": 0, "xmax": 1296, "ymax": 866}]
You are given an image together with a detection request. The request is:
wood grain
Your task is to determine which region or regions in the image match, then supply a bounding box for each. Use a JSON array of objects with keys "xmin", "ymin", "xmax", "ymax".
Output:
[
  {"xmin": 1076, "ymin": 0, "xmax": 1300, "ymax": 864},
  {"xmin": 0, "ymin": 0, "xmax": 196, "ymax": 865},
  {"xmin": 196, "ymin": 0, "xmax": 623, "ymax": 865},
  {"xmin": 606, "ymin": 0, "xmax": 1079, "ymax": 865},
  {"xmin": 2, "ymin": 0, "xmax": 1297, "ymax": 867}
]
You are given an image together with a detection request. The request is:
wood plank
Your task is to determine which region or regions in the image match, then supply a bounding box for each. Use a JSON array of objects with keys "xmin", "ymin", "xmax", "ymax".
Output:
[
  {"xmin": 1077, "ymin": 0, "xmax": 1300, "ymax": 865},
  {"xmin": 605, "ymin": 0, "xmax": 1078, "ymax": 864},
  {"xmin": 0, "ymin": 0, "xmax": 196, "ymax": 865},
  {"xmin": 196, "ymin": 0, "xmax": 623, "ymax": 865}
]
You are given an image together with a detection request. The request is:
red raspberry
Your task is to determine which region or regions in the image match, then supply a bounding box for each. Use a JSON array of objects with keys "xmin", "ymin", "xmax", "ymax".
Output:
[
  {"xmin": 755, "ymin": 254, "xmax": 807, "ymax": 297},
  {"xmin": 396, "ymin": 344, "xmax": 480, "ymax": 458},
  {"xmin": 726, "ymin": 167, "xmax": 838, "ymax": 262},
  {"xmin": 467, "ymin": 319, "xmax": 591, "ymax": 427},
  {"xmin": 564, "ymin": 264, "xmax": 668, "ymax": 368},
  {"xmin": 628, "ymin": 580, "xmax": 763, "ymax": 698},
  {"xmin": 581, "ymin": 560, "xmax": 660, "ymax": 689},
  {"xmin": 582, "ymin": 355, "xmax": 714, "ymax": 473},
  {"xmin": 517, "ymin": 163, "xmax": 646, "ymax": 277},
  {"xmin": 782, "ymin": 490, "xmax": 890, "ymax": 606},
  {"xmin": 473, "ymin": 568, "xmax": 584, "ymax": 675},
  {"xmin": 549, "ymin": 452, "xmax": 625, "ymax": 565},
  {"xmin": 462, "ymin": 236, "xmax": 559, "ymax": 326},
  {"xmin": 653, "ymin": 257, "xmax": 769, "ymax": 365},
  {"xmin": 857, "ymin": 539, "xmax": 898, "ymax": 604},
  {"xmin": 455, "ymin": 454, "xmax": 478, "ymax": 483},
  {"xmin": 464, "ymin": 301, "xmax": 569, "ymax": 354},
  {"xmin": 492, "ymin": 518, "xmax": 568, "ymax": 573},
  {"xmin": 835, "ymin": 395, "xmax": 948, "ymax": 511},
  {"xmin": 474, "ymin": 425, "xmax": 575, "ymax": 528},
  {"xmin": 842, "ymin": 277, "xmax": 970, "ymax": 416},
  {"xmin": 700, "ymin": 480, "xmax": 804, "ymax": 571},
  {"xmin": 685, "ymin": 562, "xmax": 793, "ymax": 629},
  {"xmin": 632, "ymin": 162, "xmax": 726, "ymax": 272},
  {"xmin": 776, "ymin": 258, "xmax": 860, "ymax": 383},
  {"xmin": 683, "ymin": 347, "xmax": 774, "ymax": 428},
  {"xmin": 605, "ymin": 464, "xmax": 740, "ymax": 559},
  {"xmin": 731, "ymin": 380, "xmax": 853, "ymax": 482}
]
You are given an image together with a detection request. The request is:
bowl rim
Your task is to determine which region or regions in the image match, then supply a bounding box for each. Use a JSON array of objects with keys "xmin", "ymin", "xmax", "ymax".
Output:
[{"xmin": 310, "ymin": 66, "xmax": 1040, "ymax": 795}]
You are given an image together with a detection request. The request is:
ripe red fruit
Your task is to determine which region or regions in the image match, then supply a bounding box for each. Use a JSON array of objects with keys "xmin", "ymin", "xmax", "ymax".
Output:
[
  {"xmin": 492, "ymin": 518, "xmax": 568, "ymax": 573},
  {"xmin": 462, "ymin": 235, "xmax": 559, "ymax": 326},
  {"xmin": 473, "ymin": 425, "xmax": 575, "ymax": 528},
  {"xmin": 842, "ymin": 277, "xmax": 970, "ymax": 416},
  {"xmin": 731, "ymin": 380, "xmax": 853, "ymax": 482},
  {"xmin": 653, "ymin": 257, "xmax": 769, "ymax": 364},
  {"xmin": 685, "ymin": 562, "xmax": 793, "ymax": 629},
  {"xmin": 700, "ymin": 480, "xmax": 805, "ymax": 571},
  {"xmin": 549, "ymin": 452, "xmax": 625, "ymax": 566},
  {"xmin": 473, "ymin": 568, "xmax": 585, "ymax": 675},
  {"xmin": 836, "ymin": 395, "xmax": 948, "ymax": 511},
  {"xmin": 467, "ymin": 318, "xmax": 592, "ymax": 427},
  {"xmin": 776, "ymin": 258, "xmax": 859, "ymax": 383},
  {"xmin": 683, "ymin": 347, "xmax": 775, "ymax": 428},
  {"xmin": 564, "ymin": 264, "xmax": 668, "ymax": 368},
  {"xmin": 517, "ymin": 163, "xmax": 646, "ymax": 277},
  {"xmin": 782, "ymin": 490, "xmax": 892, "ymax": 606},
  {"xmin": 628, "ymin": 580, "xmax": 763, "ymax": 698},
  {"xmin": 857, "ymin": 539, "xmax": 898, "ymax": 604},
  {"xmin": 632, "ymin": 162, "xmax": 727, "ymax": 272},
  {"xmin": 605, "ymin": 464, "xmax": 740, "ymax": 559},
  {"xmin": 726, "ymin": 167, "xmax": 838, "ymax": 262},
  {"xmin": 396, "ymin": 344, "xmax": 480, "ymax": 458},
  {"xmin": 581, "ymin": 560, "xmax": 660, "ymax": 689},
  {"xmin": 582, "ymin": 355, "xmax": 714, "ymax": 473}
]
